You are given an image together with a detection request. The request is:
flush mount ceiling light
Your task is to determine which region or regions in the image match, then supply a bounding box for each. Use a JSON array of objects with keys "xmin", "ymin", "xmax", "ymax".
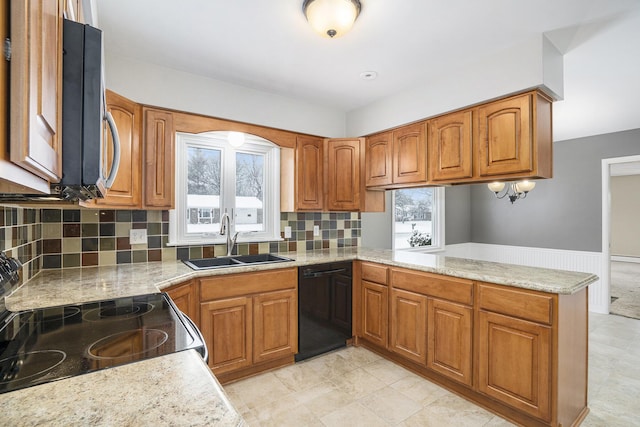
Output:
[
  {"xmin": 487, "ymin": 180, "xmax": 536, "ymax": 204},
  {"xmin": 227, "ymin": 131, "xmax": 246, "ymax": 148},
  {"xmin": 303, "ymin": 0, "xmax": 362, "ymax": 38}
]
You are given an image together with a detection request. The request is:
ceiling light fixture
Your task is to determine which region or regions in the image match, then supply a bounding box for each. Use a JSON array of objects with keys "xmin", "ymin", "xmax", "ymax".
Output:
[
  {"xmin": 303, "ymin": 0, "xmax": 362, "ymax": 38},
  {"xmin": 227, "ymin": 131, "xmax": 245, "ymax": 148},
  {"xmin": 487, "ymin": 180, "xmax": 536, "ymax": 204}
]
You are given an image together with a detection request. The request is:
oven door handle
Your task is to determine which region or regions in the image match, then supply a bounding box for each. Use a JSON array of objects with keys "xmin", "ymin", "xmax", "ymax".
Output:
[{"xmin": 180, "ymin": 311, "xmax": 208, "ymax": 365}]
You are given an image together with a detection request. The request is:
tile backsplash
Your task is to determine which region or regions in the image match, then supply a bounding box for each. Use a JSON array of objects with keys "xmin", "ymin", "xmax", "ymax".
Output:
[
  {"xmin": 0, "ymin": 205, "xmax": 360, "ymax": 271},
  {"xmin": 0, "ymin": 206, "xmax": 41, "ymax": 283}
]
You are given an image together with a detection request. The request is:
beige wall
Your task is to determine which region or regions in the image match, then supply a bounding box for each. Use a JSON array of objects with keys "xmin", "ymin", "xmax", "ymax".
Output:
[{"xmin": 611, "ymin": 175, "xmax": 640, "ymax": 258}]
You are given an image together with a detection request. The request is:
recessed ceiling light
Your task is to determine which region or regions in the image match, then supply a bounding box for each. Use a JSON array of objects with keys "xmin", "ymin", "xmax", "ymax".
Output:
[{"xmin": 360, "ymin": 71, "xmax": 377, "ymax": 80}]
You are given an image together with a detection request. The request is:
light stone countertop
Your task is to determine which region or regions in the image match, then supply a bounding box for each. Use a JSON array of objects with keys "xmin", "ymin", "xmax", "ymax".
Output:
[
  {"xmin": 0, "ymin": 350, "xmax": 246, "ymax": 427},
  {"xmin": 6, "ymin": 247, "xmax": 598, "ymax": 312},
  {"xmin": 0, "ymin": 247, "xmax": 598, "ymax": 425}
]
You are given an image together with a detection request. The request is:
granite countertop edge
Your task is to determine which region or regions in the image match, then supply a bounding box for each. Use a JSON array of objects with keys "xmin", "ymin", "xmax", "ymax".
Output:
[{"xmin": 6, "ymin": 247, "xmax": 598, "ymax": 313}]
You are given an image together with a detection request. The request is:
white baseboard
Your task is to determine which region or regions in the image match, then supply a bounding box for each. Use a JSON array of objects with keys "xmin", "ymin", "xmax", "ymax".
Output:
[
  {"xmin": 611, "ymin": 255, "xmax": 640, "ymax": 264},
  {"xmin": 443, "ymin": 243, "xmax": 607, "ymax": 314}
]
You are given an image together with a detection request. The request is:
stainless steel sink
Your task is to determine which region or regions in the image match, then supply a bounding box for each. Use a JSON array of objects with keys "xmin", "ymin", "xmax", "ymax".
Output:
[{"xmin": 183, "ymin": 254, "xmax": 293, "ymax": 270}]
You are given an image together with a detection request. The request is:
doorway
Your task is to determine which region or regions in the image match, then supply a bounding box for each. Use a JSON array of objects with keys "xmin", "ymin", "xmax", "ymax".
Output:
[{"xmin": 602, "ymin": 155, "xmax": 640, "ymax": 318}]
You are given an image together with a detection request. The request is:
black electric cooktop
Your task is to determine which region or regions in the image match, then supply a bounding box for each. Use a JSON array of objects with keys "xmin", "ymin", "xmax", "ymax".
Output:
[{"xmin": 0, "ymin": 293, "xmax": 205, "ymax": 394}]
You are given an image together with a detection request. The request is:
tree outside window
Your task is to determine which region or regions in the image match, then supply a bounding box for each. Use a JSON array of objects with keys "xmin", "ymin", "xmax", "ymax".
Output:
[{"xmin": 393, "ymin": 188, "xmax": 434, "ymax": 249}]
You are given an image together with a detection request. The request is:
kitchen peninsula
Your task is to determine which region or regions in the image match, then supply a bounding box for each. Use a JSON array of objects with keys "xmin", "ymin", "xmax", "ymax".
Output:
[{"xmin": 2, "ymin": 248, "xmax": 597, "ymax": 426}]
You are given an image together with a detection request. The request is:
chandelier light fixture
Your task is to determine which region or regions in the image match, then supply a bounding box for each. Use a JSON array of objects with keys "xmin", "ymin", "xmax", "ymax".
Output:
[
  {"xmin": 303, "ymin": 0, "xmax": 362, "ymax": 38},
  {"xmin": 487, "ymin": 180, "xmax": 536, "ymax": 204}
]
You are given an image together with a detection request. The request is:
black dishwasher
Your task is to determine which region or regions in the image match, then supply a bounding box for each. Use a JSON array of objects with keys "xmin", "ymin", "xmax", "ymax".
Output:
[{"xmin": 296, "ymin": 261, "xmax": 352, "ymax": 362}]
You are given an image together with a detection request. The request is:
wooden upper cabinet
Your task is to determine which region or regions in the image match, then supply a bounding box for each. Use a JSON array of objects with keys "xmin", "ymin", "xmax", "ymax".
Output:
[
  {"xmin": 63, "ymin": 0, "xmax": 84, "ymax": 22},
  {"xmin": 428, "ymin": 110, "xmax": 473, "ymax": 182},
  {"xmin": 295, "ymin": 135, "xmax": 324, "ymax": 210},
  {"xmin": 10, "ymin": 0, "xmax": 63, "ymax": 182},
  {"xmin": 91, "ymin": 91, "xmax": 142, "ymax": 208},
  {"xmin": 476, "ymin": 91, "xmax": 552, "ymax": 180},
  {"xmin": 365, "ymin": 132, "xmax": 393, "ymax": 187},
  {"xmin": 143, "ymin": 108, "xmax": 175, "ymax": 209},
  {"xmin": 326, "ymin": 139, "xmax": 361, "ymax": 211},
  {"xmin": 393, "ymin": 122, "xmax": 427, "ymax": 184}
]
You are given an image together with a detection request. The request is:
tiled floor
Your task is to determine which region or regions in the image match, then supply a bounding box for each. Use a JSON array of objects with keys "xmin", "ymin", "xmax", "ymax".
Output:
[
  {"xmin": 610, "ymin": 261, "xmax": 640, "ymax": 319},
  {"xmin": 225, "ymin": 312, "xmax": 640, "ymax": 426}
]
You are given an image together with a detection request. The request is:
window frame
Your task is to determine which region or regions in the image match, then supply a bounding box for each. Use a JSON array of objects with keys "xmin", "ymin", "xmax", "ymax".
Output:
[
  {"xmin": 391, "ymin": 186, "xmax": 445, "ymax": 252},
  {"xmin": 169, "ymin": 131, "xmax": 281, "ymax": 246}
]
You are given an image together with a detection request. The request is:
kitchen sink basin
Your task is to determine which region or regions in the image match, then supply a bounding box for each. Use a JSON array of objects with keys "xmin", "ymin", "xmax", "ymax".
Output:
[
  {"xmin": 230, "ymin": 254, "xmax": 292, "ymax": 264},
  {"xmin": 183, "ymin": 254, "xmax": 293, "ymax": 270}
]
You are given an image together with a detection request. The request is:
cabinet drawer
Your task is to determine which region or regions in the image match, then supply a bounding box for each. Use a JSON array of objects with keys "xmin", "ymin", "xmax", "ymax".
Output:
[
  {"xmin": 361, "ymin": 262, "xmax": 388, "ymax": 285},
  {"xmin": 200, "ymin": 268, "xmax": 297, "ymax": 301},
  {"xmin": 390, "ymin": 269, "xmax": 472, "ymax": 305},
  {"xmin": 477, "ymin": 283, "xmax": 554, "ymax": 325}
]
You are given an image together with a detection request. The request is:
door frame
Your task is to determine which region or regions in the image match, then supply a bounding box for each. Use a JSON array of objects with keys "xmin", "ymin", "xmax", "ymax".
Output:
[{"xmin": 601, "ymin": 154, "xmax": 640, "ymax": 314}]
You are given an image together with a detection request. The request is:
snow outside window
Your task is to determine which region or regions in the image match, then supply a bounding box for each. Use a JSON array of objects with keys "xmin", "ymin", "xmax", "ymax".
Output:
[{"xmin": 392, "ymin": 187, "xmax": 445, "ymax": 251}]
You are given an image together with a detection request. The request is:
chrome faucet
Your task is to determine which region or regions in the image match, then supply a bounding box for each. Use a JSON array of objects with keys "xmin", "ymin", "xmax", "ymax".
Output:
[{"xmin": 219, "ymin": 212, "xmax": 239, "ymax": 256}]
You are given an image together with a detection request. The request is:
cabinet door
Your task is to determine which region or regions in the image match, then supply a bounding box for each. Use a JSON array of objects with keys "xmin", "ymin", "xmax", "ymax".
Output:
[
  {"xmin": 427, "ymin": 298, "xmax": 472, "ymax": 386},
  {"xmin": 361, "ymin": 281, "xmax": 388, "ymax": 348},
  {"xmin": 478, "ymin": 310, "xmax": 551, "ymax": 421},
  {"xmin": 326, "ymin": 139, "xmax": 361, "ymax": 211},
  {"xmin": 143, "ymin": 108, "xmax": 174, "ymax": 209},
  {"xmin": 253, "ymin": 289, "xmax": 297, "ymax": 364},
  {"xmin": 428, "ymin": 110, "xmax": 473, "ymax": 182},
  {"xmin": 477, "ymin": 93, "xmax": 533, "ymax": 177},
  {"xmin": 393, "ymin": 122, "xmax": 427, "ymax": 184},
  {"xmin": 92, "ymin": 90, "xmax": 142, "ymax": 208},
  {"xmin": 296, "ymin": 136, "xmax": 324, "ymax": 210},
  {"xmin": 390, "ymin": 288, "xmax": 427, "ymax": 365},
  {"xmin": 365, "ymin": 132, "xmax": 393, "ymax": 187},
  {"xmin": 165, "ymin": 281, "xmax": 199, "ymax": 326},
  {"xmin": 200, "ymin": 297, "xmax": 252, "ymax": 374},
  {"xmin": 10, "ymin": 0, "xmax": 63, "ymax": 182}
]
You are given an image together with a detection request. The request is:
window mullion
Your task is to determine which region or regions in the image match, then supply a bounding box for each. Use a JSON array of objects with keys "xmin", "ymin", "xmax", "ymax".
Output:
[{"xmin": 222, "ymin": 148, "xmax": 236, "ymax": 234}]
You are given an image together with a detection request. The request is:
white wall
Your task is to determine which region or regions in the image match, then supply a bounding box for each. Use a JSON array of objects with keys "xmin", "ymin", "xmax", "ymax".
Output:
[
  {"xmin": 346, "ymin": 35, "xmax": 563, "ymax": 136},
  {"xmin": 104, "ymin": 54, "xmax": 347, "ymax": 138}
]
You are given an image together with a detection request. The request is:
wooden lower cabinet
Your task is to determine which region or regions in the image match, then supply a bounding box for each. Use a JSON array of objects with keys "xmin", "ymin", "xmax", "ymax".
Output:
[
  {"xmin": 361, "ymin": 280, "xmax": 388, "ymax": 348},
  {"xmin": 200, "ymin": 296, "xmax": 253, "ymax": 375},
  {"xmin": 390, "ymin": 288, "xmax": 426, "ymax": 365},
  {"xmin": 165, "ymin": 281, "xmax": 199, "ymax": 324},
  {"xmin": 355, "ymin": 262, "xmax": 587, "ymax": 427},
  {"xmin": 478, "ymin": 310, "xmax": 551, "ymax": 421},
  {"xmin": 198, "ymin": 267, "xmax": 298, "ymax": 381},
  {"xmin": 253, "ymin": 289, "xmax": 297, "ymax": 364},
  {"xmin": 427, "ymin": 298, "xmax": 472, "ymax": 387}
]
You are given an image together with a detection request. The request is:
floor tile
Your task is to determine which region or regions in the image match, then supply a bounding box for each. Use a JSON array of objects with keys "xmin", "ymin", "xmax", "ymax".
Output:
[
  {"xmin": 359, "ymin": 385, "xmax": 423, "ymax": 424},
  {"xmin": 320, "ymin": 401, "xmax": 388, "ymax": 427},
  {"xmin": 224, "ymin": 312, "xmax": 640, "ymax": 426}
]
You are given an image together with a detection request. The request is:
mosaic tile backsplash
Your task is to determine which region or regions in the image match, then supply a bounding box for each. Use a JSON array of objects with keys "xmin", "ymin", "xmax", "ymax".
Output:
[
  {"xmin": 0, "ymin": 206, "xmax": 41, "ymax": 283},
  {"xmin": 0, "ymin": 205, "xmax": 361, "ymax": 270}
]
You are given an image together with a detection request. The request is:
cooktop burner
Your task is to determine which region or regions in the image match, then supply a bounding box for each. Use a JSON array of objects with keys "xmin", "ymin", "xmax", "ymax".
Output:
[
  {"xmin": 87, "ymin": 329, "xmax": 169, "ymax": 362},
  {"xmin": 0, "ymin": 350, "xmax": 67, "ymax": 385},
  {"xmin": 0, "ymin": 293, "xmax": 205, "ymax": 394},
  {"xmin": 82, "ymin": 302, "xmax": 154, "ymax": 322}
]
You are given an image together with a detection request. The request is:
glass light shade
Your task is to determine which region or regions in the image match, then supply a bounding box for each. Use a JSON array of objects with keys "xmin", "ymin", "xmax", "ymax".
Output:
[
  {"xmin": 227, "ymin": 131, "xmax": 245, "ymax": 147},
  {"xmin": 487, "ymin": 182, "xmax": 506, "ymax": 193},
  {"xmin": 515, "ymin": 180, "xmax": 536, "ymax": 193},
  {"xmin": 303, "ymin": 0, "xmax": 361, "ymax": 38}
]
